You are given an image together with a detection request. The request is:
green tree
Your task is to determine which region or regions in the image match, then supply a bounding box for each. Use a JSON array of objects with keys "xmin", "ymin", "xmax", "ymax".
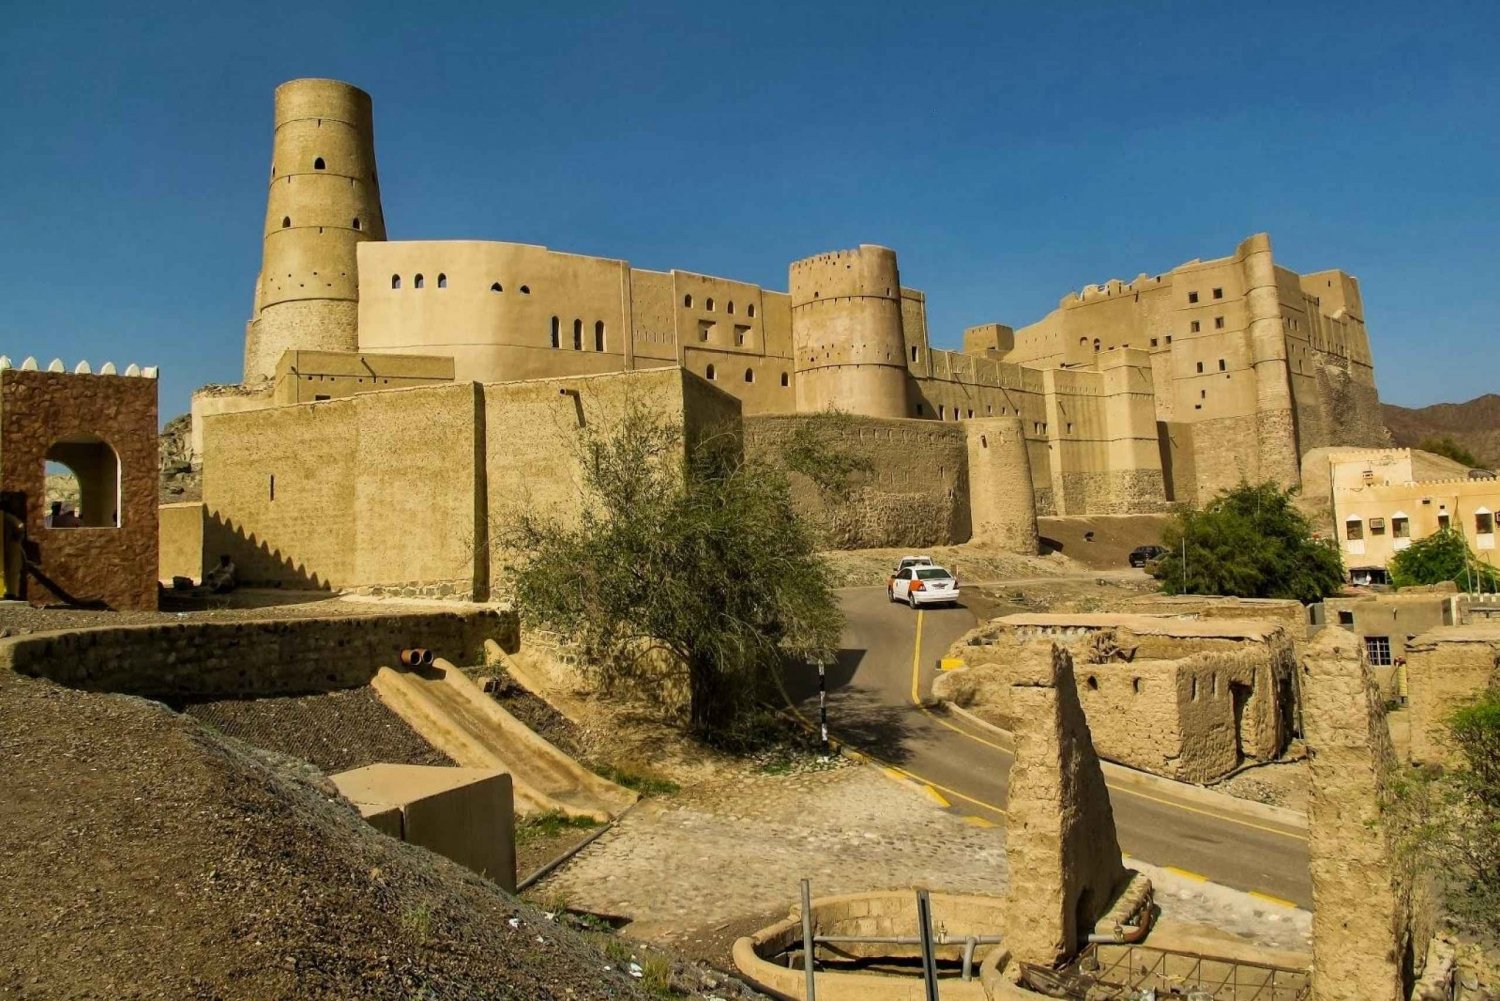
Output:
[
  {"xmin": 1151, "ymin": 481, "xmax": 1345, "ymax": 602},
  {"xmin": 1389, "ymin": 528, "xmax": 1500, "ymax": 591},
  {"xmin": 501, "ymin": 402, "xmax": 843, "ymax": 738},
  {"xmin": 1396, "ymin": 687, "xmax": 1500, "ymax": 937},
  {"xmin": 1417, "ymin": 436, "xmax": 1482, "ymax": 469}
]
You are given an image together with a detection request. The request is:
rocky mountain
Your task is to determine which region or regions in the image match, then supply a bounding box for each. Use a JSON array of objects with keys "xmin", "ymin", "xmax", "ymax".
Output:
[{"xmin": 1383, "ymin": 394, "xmax": 1500, "ymax": 469}]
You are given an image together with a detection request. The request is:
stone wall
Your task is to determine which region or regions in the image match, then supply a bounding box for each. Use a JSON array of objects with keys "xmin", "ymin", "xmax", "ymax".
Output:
[
  {"xmin": 0, "ymin": 368, "xmax": 159, "ymax": 610},
  {"xmin": 1002, "ymin": 642, "xmax": 1127, "ymax": 965},
  {"xmin": 1405, "ymin": 625, "xmax": 1500, "ymax": 765},
  {"xmin": 943, "ymin": 616, "xmax": 1295, "ymax": 783},
  {"xmin": 0, "ymin": 608, "xmax": 517, "ymax": 701},
  {"xmin": 743, "ymin": 413, "xmax": 970, "ymax": 549},
  {"xmin": 1301, "ymin": 629, "xmax": 1434, "ymax": 1001}
]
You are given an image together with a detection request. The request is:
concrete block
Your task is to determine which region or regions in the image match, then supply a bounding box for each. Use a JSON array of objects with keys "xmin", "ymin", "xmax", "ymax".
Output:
[{"xmin": 332, "ymin": 763, "xmax": 516, "ymax": 892}]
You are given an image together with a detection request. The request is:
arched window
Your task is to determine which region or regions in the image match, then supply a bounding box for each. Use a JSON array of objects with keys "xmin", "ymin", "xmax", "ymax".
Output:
[
  {"xmin": 780, "ymin": 372, "xmax": 789, "ymax": 387},
  {"xmin": 282, "ymin": 216, "xmax": 291, "ymax": 228},
  {"xmin": 437, "ymin": 274, "xmax": 447, "ymax": 289},
  {"xmin": 572, "ymin": 319, "xmax": 583, "ymax": 350},
  {"xmin": 352, "ymin": 218, "xmax": 361, "ymax": 230},
  {"xmin": 391, "ymin": 274, "xmax": 401, "ymax": 289},
  {"xmin": 748, "ymin": 304, "xmax": 756, "ymax": 318},
  {"xmin": 1092, "ymin": 338, "xmax": 1101, "ymax": 352},
  {"xmin": 744, "ymin": 368, "xmax": 754, "ymax": 383},
  {"xmin": 727, "ymin": 301, "xmax": 735, "ymax": 314},
  {"xmin": 706, "ymin": 364, "xmax": 716, "ymax": 381},
  {"xmin": 314, "ymin": 157, "xmax": 326, "ymax": 170},
  {"xmin": 414, "ymin": 274, "xmax": 425, "ymax": 289},
  {"xmin": 519, "ymin": 285, "xmax": 531, "ymax": 294},
  {"xmin": 594, "ymin": 321, "xmax": 605, "ymax": 352},
  {"xmin": 550, "ymin": 317, "xmax": 560, "ymax": 349},
  {"xmin": 706, "ymin": 297, "xmax": 715, "ymax": 311},
  {"xmin": 683, "ymin": 294, "xmax": 694, "ymax": 308},
  {"xmin": 490, "ymin": 282, "xmax": 502, "ymax": 292},
  {"xmin": 45, "ymin": 437, "xmax": 120, "ymax": 528}
]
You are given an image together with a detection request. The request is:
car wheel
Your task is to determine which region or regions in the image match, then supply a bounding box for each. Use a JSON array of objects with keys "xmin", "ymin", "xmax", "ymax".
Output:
[{"xmin": 909, "ymin": 592, "xmax": 918, "ymax": 610}]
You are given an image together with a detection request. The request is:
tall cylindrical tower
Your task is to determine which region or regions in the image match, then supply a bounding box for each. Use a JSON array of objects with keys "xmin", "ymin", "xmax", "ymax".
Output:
[
  {"xmin": 789, "ymin": 245, "xmax": 909, "ymax": 419},
  {"xmin": 1240, "ymin": 232, "xmax": 1300, "ymax": 488},
  {"xmin": 243, "ymin": 78, "xmax": 386, "ymax": 383},
  {"xmin": 965, "ymin": 417, "xmax": 1039, "ymax": 553}
]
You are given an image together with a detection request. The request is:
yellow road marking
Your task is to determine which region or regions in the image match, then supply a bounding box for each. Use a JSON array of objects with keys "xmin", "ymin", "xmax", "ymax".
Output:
[
  {"xmin": 923, "ymin": 785, "xmax": 950, "ymax": 808},
  {"xmin": 1165, "ymin": 866, "xmax": 1209, "ymax": 883},
  {"xmin": 882, "ymin": 767, "xmax": 906, "ymax": 782},
  {"xmin": 963, "ymin": 815, "xmax": 996, "ymax": 828},
  {"xmin": 1249, "ymin": 891, "xmax": 1299, "ymax": 909},
  {"xmin": 910, "ymin": 610, "xmax": 925, "ymax": 704}
]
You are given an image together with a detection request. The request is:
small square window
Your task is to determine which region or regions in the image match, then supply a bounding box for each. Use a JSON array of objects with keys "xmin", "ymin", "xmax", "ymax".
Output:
[
  {"xmin": 1214, "ymin": 316, "xmax": 1225, "ymax": 329},
  {"xmin": 1393, "ymin": 517, "xmax": 1410, "ymax": 538},
  {"xmin": 1218, "ymin": 359, "xmax": 1226, "ymax": 371},
  {"xmin": 1364, "ymin": 636, "xmax": 1392, "ymax": 667},
  {"xmin": 1479, "ymin": 512, "xmax": 1494, "ymax": 535},
  {"xmin": 1346, "ymin": 519, "xmax": 1364, "ymax": 541},
  {"xmin": 1188, "ymin": 291, "xmax": 1199, "ymax": 304},
  {"xmin": 1196, "ymin": 361, "xmax": 1204, "ymax": 373},
  {"xmin": 1212, "ymin": 287, "xmax": 1224, "ymax": 299},
  {"xmin": 1190, "ymin": 321, "xmax": 1201, "ymax": 333},
  {"xmin": 1165, "ymin": 335, "xmax": 1173, "ymax": 344},
  {"xmin": 1337, "ymin": 610, "xmax": 1354, "ymax": 625},
  {"xmin": 1150, "ymin": 337, "xmax": 1159, "ymax": 347}
]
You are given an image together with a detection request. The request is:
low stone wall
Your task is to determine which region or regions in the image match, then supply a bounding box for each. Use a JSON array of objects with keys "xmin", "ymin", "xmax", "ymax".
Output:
[{"xmin": 0, "ymin": 609, "xmax": 519, "ymax": 700}]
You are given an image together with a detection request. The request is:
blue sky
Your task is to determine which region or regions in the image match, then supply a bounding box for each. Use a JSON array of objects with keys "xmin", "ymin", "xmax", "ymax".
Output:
[{"xmin": 3, "ymin": 1, "xmax": 1496, "ymax": 417}]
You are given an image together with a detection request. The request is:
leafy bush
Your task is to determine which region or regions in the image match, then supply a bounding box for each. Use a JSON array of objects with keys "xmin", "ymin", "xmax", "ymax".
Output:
[
  {"xmin": 502, "ymin": 401, "xmax": 843, "ymax": 739},
  {"xmin": 1151, "ymin": 481, "xmax": 1344, "ymax": 602},
  {"xmin": 1417, "ymin": 436, "xmax": 1482, "ymax": 469},
  {"xmin": 1389, "ymin": 527, "xmax": 1500, "ymax": 591}
]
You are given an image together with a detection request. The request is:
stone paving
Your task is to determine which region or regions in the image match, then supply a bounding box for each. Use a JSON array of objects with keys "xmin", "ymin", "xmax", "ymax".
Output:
[{"xmin": 541, "ymin": 763, "xmax": 1312, "ymax": 955}]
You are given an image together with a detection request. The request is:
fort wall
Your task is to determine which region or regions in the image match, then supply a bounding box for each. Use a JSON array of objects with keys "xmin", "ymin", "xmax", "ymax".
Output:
[
  {"xmin": 1405, "ymin": 625, "xmax": 1500, "ymax": 765},
  {"xmin": 742, "ymin": 413, "xmax": 972, "ymax": 550}
]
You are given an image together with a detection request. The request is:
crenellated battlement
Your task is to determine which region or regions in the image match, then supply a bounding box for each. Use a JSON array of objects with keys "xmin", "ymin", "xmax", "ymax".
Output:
[{"xmin": 1, "ymin": 357, "xmax": 157, "ymax": 378}]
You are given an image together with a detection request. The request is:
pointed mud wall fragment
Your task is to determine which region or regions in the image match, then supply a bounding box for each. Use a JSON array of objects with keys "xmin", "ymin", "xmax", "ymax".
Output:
[
  {"xmin": 1002, "ymin": 641, "xmax": 1128, "ymax": 967},
  {"xmin": 1302, "ymin": 629, "xmax": 1434, "ymax": 1001}
]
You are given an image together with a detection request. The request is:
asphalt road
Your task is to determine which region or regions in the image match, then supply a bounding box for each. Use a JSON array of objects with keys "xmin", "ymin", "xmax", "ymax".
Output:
[{"xmin": 784, "ymin": 585, "xmax": 1314, "ymax": 908}]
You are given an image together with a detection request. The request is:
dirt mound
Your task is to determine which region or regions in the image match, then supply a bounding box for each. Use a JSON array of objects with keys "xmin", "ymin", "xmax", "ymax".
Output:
[
  {"xmin": 182, "ymin": 687, "xmax": 454, "ymax": 774},
  {"xmin": 1037, "ymin": 514, "xmax": 1173, "ymax": 570},
  {"xmin": 0, "ymin": 670, "xmax": 760, "ymax": 999}
]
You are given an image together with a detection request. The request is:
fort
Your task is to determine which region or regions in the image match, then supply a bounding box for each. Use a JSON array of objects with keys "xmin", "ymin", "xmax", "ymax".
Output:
[{"xmin": 176, "ymin": 77, "xmax": 1388, "ymax": 589}]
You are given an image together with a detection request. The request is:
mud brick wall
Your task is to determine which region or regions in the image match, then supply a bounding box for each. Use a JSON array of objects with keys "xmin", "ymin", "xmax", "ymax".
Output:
[{"xmin": 0, "ymin": 368, "xmax": 158, "ymax": 610}]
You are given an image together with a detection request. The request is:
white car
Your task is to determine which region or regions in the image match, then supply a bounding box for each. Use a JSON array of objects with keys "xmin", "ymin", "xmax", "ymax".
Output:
[{"xmin": 888, "ymin": 565, "xmax": 960, "ymax": 608}]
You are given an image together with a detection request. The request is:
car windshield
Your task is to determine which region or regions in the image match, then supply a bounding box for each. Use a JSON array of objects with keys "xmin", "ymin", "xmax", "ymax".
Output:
[{"xmin": 915, "ymin": 568, "xmax": 952, "ymax": 580}]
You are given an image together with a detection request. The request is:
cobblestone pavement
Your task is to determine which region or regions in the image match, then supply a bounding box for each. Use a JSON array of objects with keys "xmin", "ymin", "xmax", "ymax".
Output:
[{"xmin": 541, "ymin": 763, "xmax": 1312, "ymax": 956}]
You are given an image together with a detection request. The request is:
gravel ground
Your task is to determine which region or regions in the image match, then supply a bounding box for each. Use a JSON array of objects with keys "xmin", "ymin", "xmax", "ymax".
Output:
[
  {"xmin": 0, "ymin": 669, "xmax": 767, "ymax": 1000},
  {"xmin": 181, "ymin": 687, "xmax": 455, "ymax": 774}
]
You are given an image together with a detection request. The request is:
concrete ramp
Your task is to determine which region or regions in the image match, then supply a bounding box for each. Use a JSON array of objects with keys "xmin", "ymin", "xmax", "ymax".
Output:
[{"xmin": 371, "ymin": 658, "xmax": 636, "ymax": 821}]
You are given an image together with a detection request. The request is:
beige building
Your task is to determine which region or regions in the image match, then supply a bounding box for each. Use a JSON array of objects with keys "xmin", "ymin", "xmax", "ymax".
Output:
[
  {"xmin": 1328, "ymin": 448, "xmax": 1500, "ymax": 576},
  {"xmin": 202, "ymin": 78, "xmax": 1389, "ymax": 528}
]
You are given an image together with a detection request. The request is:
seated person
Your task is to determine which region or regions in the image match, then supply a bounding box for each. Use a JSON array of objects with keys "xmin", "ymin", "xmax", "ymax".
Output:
[{"xmin": 202, "ymin": 554, "xmax": 238, "ymax": 594}]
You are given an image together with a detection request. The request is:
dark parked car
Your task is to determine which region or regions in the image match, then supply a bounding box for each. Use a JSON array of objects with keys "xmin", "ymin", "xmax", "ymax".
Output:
[{"xmin": 1129, "ymin": 545, "xmax": 1166, "ymax": 568}]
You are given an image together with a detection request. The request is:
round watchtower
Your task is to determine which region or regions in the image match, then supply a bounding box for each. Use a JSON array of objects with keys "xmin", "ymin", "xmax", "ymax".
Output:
[
  {"xmin": 789, "ymin": 245, "xmax": 909, "ymax": 419},
  {"xmin": 243, "ymin": 78, "xmax": 386, "ymax": 383}
]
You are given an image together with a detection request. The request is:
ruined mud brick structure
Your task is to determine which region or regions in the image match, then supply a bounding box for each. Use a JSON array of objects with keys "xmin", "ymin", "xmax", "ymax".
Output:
[
  {"xmin": 179, "ymin": 78, "xmax": 1388, "ymax": 571},
  {"xmin": 949, "ymin": 614, "xmax": 1296, "ymax": 783},
  {"xmin": 1404, "ymin": 623, "xmax": 1500, "ymax": 765},
  {"xmin": 1301, "ymin": 629, "xmax": 1435, "ymax": 1001},
  {"xmin": 1002, "ymin": 642, "xmax": 1132, "ymax": 966},
  {"xmin": 0, "ymin": 359, "xmax": 158, "ymax": 610}
]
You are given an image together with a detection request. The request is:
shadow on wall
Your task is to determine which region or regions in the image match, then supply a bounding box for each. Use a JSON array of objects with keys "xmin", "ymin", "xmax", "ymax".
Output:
[{"xmin": 204, "ymin": 510, "xmax": 330, "ymax": 590}]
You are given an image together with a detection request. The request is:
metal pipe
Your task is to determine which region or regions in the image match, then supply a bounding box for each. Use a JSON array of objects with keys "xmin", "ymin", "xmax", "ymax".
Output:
[
  {"xmin": 961, "ymin": 937, "xmax": 977, "ymax": 983},
  {"xmin": 815, "ymin": 934, "xmax": 1002, "ymax": 945},
  {"xmin": 800, "ymin": 879, "xmax": 817, "ymax": 1001},
  {"xmin": 915, "ymin": 889, "xmax": 940, "ymax": 1001},
  {"xmin": 1085, "ymin": 899, "xmax": 1156, "ymax": 945}
]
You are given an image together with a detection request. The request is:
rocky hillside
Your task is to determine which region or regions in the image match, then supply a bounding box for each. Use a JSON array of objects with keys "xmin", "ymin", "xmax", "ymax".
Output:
[
  {"xmin": 0, "ymin": 670, "xmax": 763, "ymax": 1000},
  {"xmin": 1384, "ymin": 395, "xmax": 1500, "ymax": 469}
]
